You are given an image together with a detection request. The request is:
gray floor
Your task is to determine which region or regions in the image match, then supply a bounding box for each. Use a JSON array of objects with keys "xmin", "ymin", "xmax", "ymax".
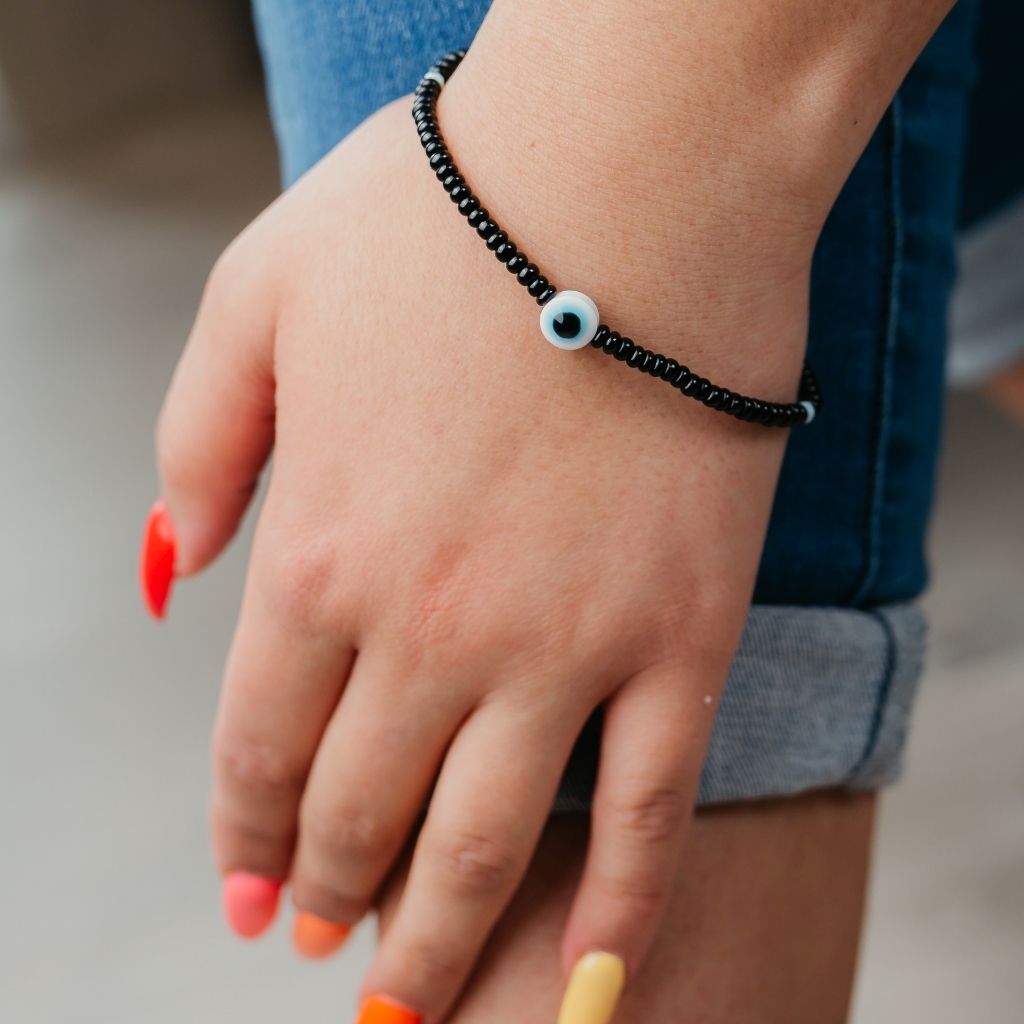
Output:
[{"xmin": 1, "ymin": 98, "xmax": 1021, "ymax": 1023}]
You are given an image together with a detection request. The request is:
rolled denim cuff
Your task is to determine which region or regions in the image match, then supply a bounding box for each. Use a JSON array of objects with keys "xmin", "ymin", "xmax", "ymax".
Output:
[{"xmin": 553, "ymin": 603, "xmax": 926, "ymax": 813}]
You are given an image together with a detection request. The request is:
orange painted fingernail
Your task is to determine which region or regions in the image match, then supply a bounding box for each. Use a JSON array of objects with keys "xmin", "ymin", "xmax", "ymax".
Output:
[
  {"xmin": 293, "ymin": 912, "xmax": 352, "ymax": 959},
  {"xmin": 222, "ymin": 872, "xmax": 282, "ymax": 939},
  {"xmin": 356, "ymin": 995, "xmax": 421, "ymax": 1024},
  {"xmin": 140, "ymin": 499, "xmax": 176, "ymax": 618}
]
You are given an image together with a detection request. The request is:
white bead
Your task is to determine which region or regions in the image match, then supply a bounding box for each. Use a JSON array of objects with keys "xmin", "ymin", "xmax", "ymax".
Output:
[
  {"xmin": 423, "ymin": 70, "xmax": 446, "ymax": 89},
  {"xmin": 539, "ymin": 290, "xmax": 600, "ymax": 351},
  {"xmin": 800, "ymin": 400, "xmax": 816, "ymax": 424}
]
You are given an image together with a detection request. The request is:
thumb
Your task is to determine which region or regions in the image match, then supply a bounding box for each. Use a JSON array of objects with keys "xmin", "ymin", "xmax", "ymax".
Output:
[{"xmin": 143, "ymin": 244, "xmax": 276, "ymax": 618}]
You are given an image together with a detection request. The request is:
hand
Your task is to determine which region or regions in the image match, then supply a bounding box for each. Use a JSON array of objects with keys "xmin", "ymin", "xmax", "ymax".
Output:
[{"xmin": 150, "ymin": 29, "xmax": 823, "ymax": 1023}]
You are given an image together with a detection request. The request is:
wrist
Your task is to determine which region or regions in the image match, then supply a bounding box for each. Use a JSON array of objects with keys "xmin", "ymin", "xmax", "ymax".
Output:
[{"xmin": 436, "ymin": 29, "xmax": 815, "ymax": 398}]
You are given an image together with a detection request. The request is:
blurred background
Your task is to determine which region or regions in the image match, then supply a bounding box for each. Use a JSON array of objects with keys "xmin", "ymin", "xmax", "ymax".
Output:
[{"xmin": 0, "ymin": 3, "xmax": 1021, "ymax": 1021}]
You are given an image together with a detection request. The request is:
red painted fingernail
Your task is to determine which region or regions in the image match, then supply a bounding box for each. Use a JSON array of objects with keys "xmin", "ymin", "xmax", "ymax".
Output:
[
  {"xmin": 357, "ymin": 995, "xmax": 421, "ymax": 1024},
  {"xmin": 141, "ymin": 500, "xmax": 176, "ymax": 619},
  {"xmin": 222, "ymin": 872, "xmax": 282, "ymax": 939}
]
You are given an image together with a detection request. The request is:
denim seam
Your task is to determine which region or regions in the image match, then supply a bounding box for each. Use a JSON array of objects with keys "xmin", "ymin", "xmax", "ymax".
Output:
[
  {"xmin": 849, "ymin": 95, "xmax": 905, "ymax": 607},
  {"xmin": 846, "ymin": 608, "xmax": 899, "ymax": 783}
]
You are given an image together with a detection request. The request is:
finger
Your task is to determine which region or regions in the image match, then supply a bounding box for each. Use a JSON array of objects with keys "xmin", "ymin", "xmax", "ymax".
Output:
[
  {"xmin": 558, "ymin": 664, "xmax": 713, "ymax": 1002},
  {"xmin": 155, "ymin": 237, "xmax": 277, "ymax": 578},
  {"xmin": 359, "ymin": 688, "xmax": 588, "ymax": 1024},
  {"xmin": 211, "ymin": 530, "xmax": 355, "ymax": 938},
  {"xmin": 290, "ymin": 652, "xmax": 466, "ymax": 955}
]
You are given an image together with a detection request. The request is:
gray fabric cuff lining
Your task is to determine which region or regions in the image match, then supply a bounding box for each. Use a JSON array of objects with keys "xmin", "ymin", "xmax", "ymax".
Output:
[
  {"xmin": 697, "ymin": 602, "xmax": 925, "ymax": 804},
  {"xmin": 552, "ymin": 603, "xmax": 926, "ymax": 814}
]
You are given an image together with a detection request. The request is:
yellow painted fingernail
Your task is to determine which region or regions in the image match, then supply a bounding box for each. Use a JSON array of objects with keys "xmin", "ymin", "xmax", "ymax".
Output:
[{"xmin": 557, "ymin": 951, "xmax": 626, "ymax": 1024}]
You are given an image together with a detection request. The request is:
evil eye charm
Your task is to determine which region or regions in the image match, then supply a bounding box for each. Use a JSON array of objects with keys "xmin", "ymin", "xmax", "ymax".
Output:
[{"xmin": 539, "ymin": 290, "xmax": 600, "ymax": 351}]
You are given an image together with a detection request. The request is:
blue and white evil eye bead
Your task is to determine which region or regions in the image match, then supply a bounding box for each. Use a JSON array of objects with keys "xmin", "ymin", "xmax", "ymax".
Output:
[{"xmin": 539, "ymin": 290, "xmax": 600, "ymax": 351}]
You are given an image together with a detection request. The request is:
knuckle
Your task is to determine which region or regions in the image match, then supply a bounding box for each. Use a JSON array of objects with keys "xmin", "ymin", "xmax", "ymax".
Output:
[
  {"xmin": 398, "ymin": 934, "xmax": 465, "ymax": 989},
  {"xmin": 259, "ymin": 534, "xmax": 342, "ymax": 635},
  {"xmin": 607, "ymin": 783, "xmax": 686, "ymax": 846},
  {"xmin": 401, "ymin": 543, "xmax": 479, "ymax": 668},
  {"xmin": 302, "ymin": 806, "xmax": 394, "ymax": 866},
  {"xmin": 598, "ymin": 869, "xmax": 667, "ymax": 918},
  {"xmin": 434, "ymin": 830, "xmax": 519, "ymax": 898},
  {"xmin": 214, "ymin": 730, "xmax": 305, "ymax": 798},
  {"xmin": 291, "ymin": 876, "xmax": 365, "ymax": 925},
  {"xmin": 211, "ymin": 809, "xmax": 294, "ymax": 876}
]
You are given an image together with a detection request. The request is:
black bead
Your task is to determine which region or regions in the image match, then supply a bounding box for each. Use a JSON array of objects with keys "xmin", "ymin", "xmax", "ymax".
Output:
[
  {"xmin": 485, "ymin": 230, "xmax": 508, "ymax": 251},
  {"xmin": 458, "ymin": 196, "xmax": 479, "ymax": 217},
  {"xmin": 628, "ymin": 346, "xmax": 647, "ymax": 368},
  {"xmin": 424, "ymin": 140, "xmax": 443, "ymax": 156},
  {"xmin": 660, "ymin": 358, "xmax": 679, "ymax": 381},
  {"xmin": 702, "ymin": 387, "xmax": 722, "ymax": 408},
  {"xmin": 434, "ymin": 162, "xmax": 453, "ymax": 181},
  {"xmin": 442, "ymin": 172, "xmax": 464, "ymax": 193},
  {"xmin": 476, "ymin": 218, "xmax": 497, "ymax": 238},
  {"xmin": 527, "ymin": 275, "xmax": 549, "ymax": 298},
  {"xmin": 535, "ymin": 286, "xmax": 556, "ymax": 305},
  {"xmin": 449, "ymin": 184, "xmax": 470, "ymax": 203},
  {"xmin": 591, "ymin": 325, "xmax": 611, "ymax": 349},
  {"xmin": 506, "ymin": 253, "xmax": 527, "ymax": 273},
  {"xmin": 467, "ymin": 207, "xmax": 488, "ymax": 227},
  {"xmin": 647, "ymin": 354, "xmax": 664, "ymax": 377},
  {"xmin": 672, "ymin": 365, "xmax": 692, "ymax": 388},
  {"xmin": 602, "ymin": 331, "xmax": 622, "ymax": 354},
  {"xmin": 517, "ymin": 263, "xmax": 539, "ymax": 287},
  {"xmin": 614, "ymin": 337, "xmax": 635, "ymax": 361},
  {"xmin": 495, "ymin": 241, "xmax": 517, "ymax": 262}
]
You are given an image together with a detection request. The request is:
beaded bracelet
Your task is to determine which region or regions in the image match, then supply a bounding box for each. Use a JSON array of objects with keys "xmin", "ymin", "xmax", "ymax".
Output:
[{"xmin": 414, "ymin": 51, "xmax": 821, "ymax": 428}]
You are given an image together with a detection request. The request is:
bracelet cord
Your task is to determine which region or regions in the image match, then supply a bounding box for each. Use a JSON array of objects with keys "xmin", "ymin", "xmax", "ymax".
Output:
[{"xmin": 413, "ymin": 51, "xmax": 821, "ymax": 428}]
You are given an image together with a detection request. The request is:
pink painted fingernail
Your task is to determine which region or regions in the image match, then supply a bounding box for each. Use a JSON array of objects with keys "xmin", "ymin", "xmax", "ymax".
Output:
[{"xmin": 222, "ymin": 872, "xmax": 282, "ymax": 939}]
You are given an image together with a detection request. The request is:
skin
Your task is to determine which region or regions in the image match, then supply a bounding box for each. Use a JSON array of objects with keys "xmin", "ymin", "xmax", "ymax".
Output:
[
  {"xmin": 154, "ymin": 0, "xmax": 955, "ymax": 1019},
  {"xmin": 376, "ymin": 792, "xmax": 877, "ymax": 1024}
]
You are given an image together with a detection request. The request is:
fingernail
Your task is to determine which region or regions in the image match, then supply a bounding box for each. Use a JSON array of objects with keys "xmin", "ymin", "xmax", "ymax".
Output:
[
  {"xmin": 557, "ymin": 952, "xmax": 626, "ymax": 1024},
  {"xmin": 356, "ymin": 995, "xmax": 421, "ymax": 1024},
  {"xmin": 222, "ymin": 872, "xmax": 282, "ymax": 939},
  {"xmin": 293, "ymin": 912, "xmax": 352, "ymax": 960},
  {"xmin": 140, "ymin": 499, "xmax": 176, "ymax": 619}
]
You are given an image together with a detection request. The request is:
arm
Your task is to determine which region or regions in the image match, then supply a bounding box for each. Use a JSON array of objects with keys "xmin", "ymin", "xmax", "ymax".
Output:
[{"xmin": 149, "ymin": 2, "xmax": 955, "ymax": 1022}]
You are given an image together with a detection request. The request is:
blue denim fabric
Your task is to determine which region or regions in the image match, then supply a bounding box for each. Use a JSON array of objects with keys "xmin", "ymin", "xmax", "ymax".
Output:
[
  {"xmin": 249, "ymin": 1, "xmax": 988, "ymax": 804},
  {"xmin": 960, "ymin": 0, "xmax": 1024, "ymax": 228}
]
